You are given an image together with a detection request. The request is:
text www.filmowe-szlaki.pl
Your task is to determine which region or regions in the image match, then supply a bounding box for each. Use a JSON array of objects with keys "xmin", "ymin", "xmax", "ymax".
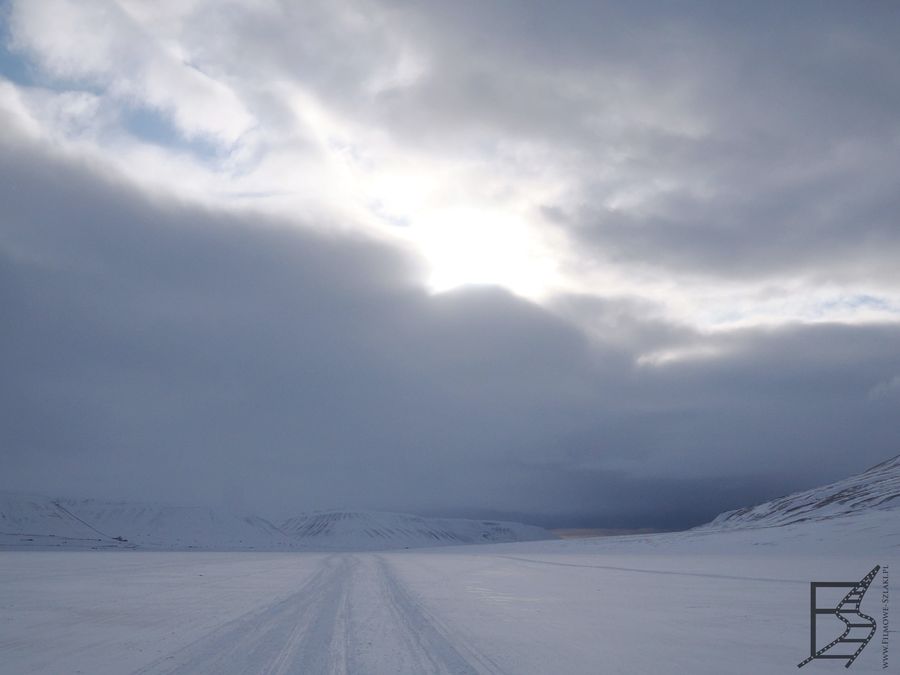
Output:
[{"xmin": 882, "ymin": 564, "xmax": 889, "ymax": 670}]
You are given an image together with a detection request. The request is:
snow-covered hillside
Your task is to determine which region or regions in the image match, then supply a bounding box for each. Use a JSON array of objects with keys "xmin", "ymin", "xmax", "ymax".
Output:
[
  {"xmin": 6, "ymin": 455, "xmax": 895, "ymax": 553},
  {"xmin": 0, "ymin": 494, "xmax": 292, "ymax": 550},
  {"xmin": 703, "ymin": 453, "xmax": 900, "ymax": 530},
  {"xmin": 0, "ymin": 495, "xmax": 553, "ymax": 550},
  {"xmin": 0, "ymin": 494, "xmax": 116, "ymax": 548},
  {"xmin": 280, "ymin": 510, "xmax": 551, "ymax": 550},
  {"xmin": 57, "ymin": 499, "xmax": 292, "ymax": 550}
]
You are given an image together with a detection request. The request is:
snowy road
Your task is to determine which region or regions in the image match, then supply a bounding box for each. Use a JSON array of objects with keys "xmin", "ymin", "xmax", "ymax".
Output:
[
  {"xmin": 1, "ymin": 539, "xmax": 894, "ymax": 674},
  {"xmin": 134, "ymin": 554, "xmax": 496, "ymax": 675}
]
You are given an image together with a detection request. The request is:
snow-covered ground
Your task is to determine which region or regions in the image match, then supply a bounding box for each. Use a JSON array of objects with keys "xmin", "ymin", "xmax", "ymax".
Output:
[
  {"xmin": 1, "ymin": 509, "xmax": 894, "ymax": 674},
  {"xmin": 1, "ymin": 458, "xmax": 896, "ymax": 674}
]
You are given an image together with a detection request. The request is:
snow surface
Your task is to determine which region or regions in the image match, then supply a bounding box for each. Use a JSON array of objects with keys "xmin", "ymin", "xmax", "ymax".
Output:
[
  {"xmin": 1, "ymin": 511, "xmax": 894, "ymax": 674},
  {"xmin": 1, "ymin": 458, "xmax": 896, "ymax": 673}
]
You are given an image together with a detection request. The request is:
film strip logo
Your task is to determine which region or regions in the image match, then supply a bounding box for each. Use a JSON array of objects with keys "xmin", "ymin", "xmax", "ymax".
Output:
[{"xmin": 798, "ymin": 565, "xmax": 880, "ymax": 668}]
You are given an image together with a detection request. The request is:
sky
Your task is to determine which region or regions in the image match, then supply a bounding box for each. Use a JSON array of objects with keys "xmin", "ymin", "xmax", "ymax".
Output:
[{"xmin": 1, "ymin": 0, "xmax": 899, "ymax": 528}]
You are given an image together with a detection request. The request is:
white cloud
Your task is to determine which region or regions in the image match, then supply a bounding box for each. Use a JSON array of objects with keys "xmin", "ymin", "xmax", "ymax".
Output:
[
  {"xmin": 4, "ymin": 3, "xmax": 900, "ymax": 522},
  {"xmin": 4, "ymin": 0, "xmax": 900, "ymax": 330},
  {"xmin": 9, "ymin": 0, "xmax": 254, "ymax": 143}
]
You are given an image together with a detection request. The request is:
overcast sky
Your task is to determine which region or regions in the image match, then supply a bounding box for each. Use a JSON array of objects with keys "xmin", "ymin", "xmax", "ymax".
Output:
[{"xmin": 2, "ymin": 1, "xmax": 899, "ymax": 528}]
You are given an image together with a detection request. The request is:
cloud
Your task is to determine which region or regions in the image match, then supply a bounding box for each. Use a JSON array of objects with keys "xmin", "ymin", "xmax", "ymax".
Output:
[
  {"xmin": 3, "ymin": 119, "xmax": 900, "ymax": 527},
  {"xmin": 0, "ymin": 121, "xmax": 598, "ymax": 518},
  {"xmin": 8, "ymin": 0, "xmax": 254, "ymax": 143},
  {"xmin": 2, "ymin": 1, "xmax": 899, "ymax": 528},
  {"xmin": 6, "ymin": 1, "xmax": 900, "ymax": 324},
  {"xmin": 357, "ymin": 1, "xmax": 900, "ymax": 319}
]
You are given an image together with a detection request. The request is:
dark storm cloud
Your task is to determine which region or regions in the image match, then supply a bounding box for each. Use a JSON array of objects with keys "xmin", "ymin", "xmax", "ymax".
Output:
[
  {"xmin": 0, "ymin": 121, "xmax": 601, "ymax": 518},
  {"xmin": 2, "ymin": 119, "xmax": 899, "ymax": 528}
]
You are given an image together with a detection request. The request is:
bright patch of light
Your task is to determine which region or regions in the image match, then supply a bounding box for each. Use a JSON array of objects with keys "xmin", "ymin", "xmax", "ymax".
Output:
[{"xmin": 410, "ymin": 207, "xmax": 558, "ymax": 299}]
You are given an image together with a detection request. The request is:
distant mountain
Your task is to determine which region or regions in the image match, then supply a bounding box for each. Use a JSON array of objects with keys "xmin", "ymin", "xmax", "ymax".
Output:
[
  {"xmin": 280, "ymin": 510, "xmax": 552, "ymax": 550},
  {"xmin": 57, "ymin": 499, "xmax": 291, "ymax": 550},
  {"xmin": 0, "ymin": 494, "xmax": 553, "ymax": 550},
  {"xmin": 0, "ymin": 494, "xmax": 292, "ymax": 550},
  {"xmin": 0, "ymin": 494, "xmax": 116, "ymax": 548},
  {"xmin": 704, "ymin": 454, "xmax": 900, "ymax": 530}
]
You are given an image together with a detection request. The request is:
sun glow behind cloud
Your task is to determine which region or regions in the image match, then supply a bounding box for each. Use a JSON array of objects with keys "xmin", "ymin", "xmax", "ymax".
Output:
[
  {"xmin": 409, "ymin": 207, "xmax": 559, "ymax": 298},
  {"xmin": 4, "ymin": 0, "xmax": 900, "ymax": 334},
  {"xmin": 5, "ymin": 0, "xmax": 900, "ymax": 528},
  {"xmin": 280, "ymin": 88, "xmax": 564, "ymax": 299}
]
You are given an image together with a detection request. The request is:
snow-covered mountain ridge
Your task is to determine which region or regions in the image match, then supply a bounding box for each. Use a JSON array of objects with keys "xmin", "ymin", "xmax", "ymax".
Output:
[
  {"xmin": 0, "ymin": 494, "xmax": 553, "ymax": 551},
  {"xmin": 4, "ymin": 455, "xmax": 897, "ymax": 550},
  {"xmin": 704, "ymin": 454, "xmax": 900, "ymax": 530},
  {"xmin": 280, "ymin": 510, "xmax": 549, "ymax": 550}
]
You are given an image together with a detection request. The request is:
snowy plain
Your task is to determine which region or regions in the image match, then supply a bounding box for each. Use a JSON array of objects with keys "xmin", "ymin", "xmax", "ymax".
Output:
[
  {"xmin": 1, "ymin": 510, "xmax": 895, "ymax": 675},
  {"xmin": 2, "ymin": 457, "xmax": 898, "ymax": 674}
]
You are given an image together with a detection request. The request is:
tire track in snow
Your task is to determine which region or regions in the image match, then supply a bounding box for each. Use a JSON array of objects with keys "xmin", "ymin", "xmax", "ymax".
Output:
[
  {"xmin": 133, "ymin": 554, "xmax": 351, "ymax": 675},
  {"xmin": 372, "ymin": 555, "xmax": 506, "ymax": 675},
  {"xmin": 133, "ymin": 553, "xmax": 504, "ymax": 675}
]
